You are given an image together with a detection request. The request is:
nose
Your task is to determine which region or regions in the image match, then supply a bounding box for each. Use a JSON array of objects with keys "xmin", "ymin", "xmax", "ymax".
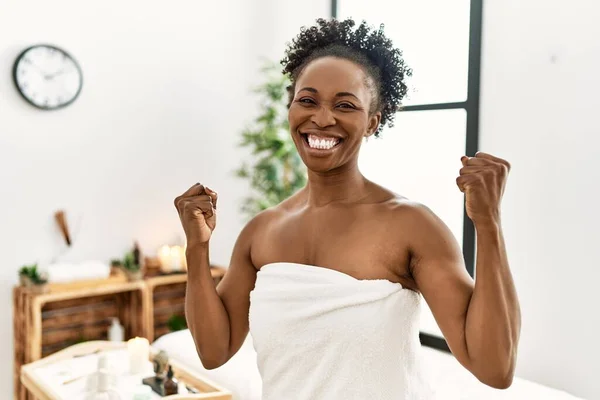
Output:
[{"xmin": 311, "ymin": 105, "xmax": 336, "ymax": 128}]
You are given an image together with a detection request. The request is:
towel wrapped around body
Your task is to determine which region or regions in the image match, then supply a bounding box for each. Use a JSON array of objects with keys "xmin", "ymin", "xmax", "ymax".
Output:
[{"xmin": 249, "ymin": 262, "xmax": 437, "ymax": 400}]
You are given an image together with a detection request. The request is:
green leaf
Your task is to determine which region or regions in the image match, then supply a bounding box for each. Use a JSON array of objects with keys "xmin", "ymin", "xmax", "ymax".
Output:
[
  {"xmin": 235, "ymin": 60, "xmax": 300, "ymax": 219},
  {"xmin": 167, "ymin": 315, "xmax": 187, "ymax": 332}
]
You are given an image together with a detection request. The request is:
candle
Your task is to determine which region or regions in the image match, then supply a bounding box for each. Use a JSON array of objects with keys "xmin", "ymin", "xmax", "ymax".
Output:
[
  {"xmin": 170, "ymin": 246, "xmax": 182, "ymax": 271},
  {"xmin": 158, "ymin": 245, "xmax": 187, "ymax": 273},
  {"xmin": 158, "ymin": 245, "xmax": 172, "ymax": 273},
  {"xmin": 127, "ymin": 337, "xmax": 149, "ymax": 375}
]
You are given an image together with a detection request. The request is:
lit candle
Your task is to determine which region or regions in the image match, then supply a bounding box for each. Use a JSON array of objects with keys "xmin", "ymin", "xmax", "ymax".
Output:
[
  {"xmin": 158, "ymin": 245, "xmax": 172, "ymax": 274},
  {"xmin": 127, "ymin": 337, "xmax": 149, "ymax": 375},
  {"xmin": 170, "ymin": 246, "xmax": 182, "ymax": 271}
]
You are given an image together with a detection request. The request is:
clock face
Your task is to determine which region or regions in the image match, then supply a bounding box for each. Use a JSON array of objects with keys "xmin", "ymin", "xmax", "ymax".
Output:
[{"xmin": 13, "ymin": 45, "xmax": 83, "ymax": 110}]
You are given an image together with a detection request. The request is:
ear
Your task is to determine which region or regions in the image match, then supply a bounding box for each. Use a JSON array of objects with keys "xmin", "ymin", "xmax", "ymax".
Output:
[{"xmin": 366, "ymin": 111, "xmax": 382, "ymax": 138}]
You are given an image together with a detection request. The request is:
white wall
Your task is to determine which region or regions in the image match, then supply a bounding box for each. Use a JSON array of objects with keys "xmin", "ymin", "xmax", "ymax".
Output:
[
  {"xmin": 480, "ymin": 0, "xmax": 600, "ymax": 398},
  {"xmin": 0, "ymin": 0, "xmax": 328, "ymax": 395}
]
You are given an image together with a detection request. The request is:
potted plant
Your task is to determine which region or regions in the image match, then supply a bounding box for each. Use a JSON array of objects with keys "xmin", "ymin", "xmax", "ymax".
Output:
[
  {"xmin": 18, "ymin": 264, "xmax": 48, "ymax": 293},
  {"xmin": 121, "ymin": 252, "xmax": 142, "ymax": 281},
  {"xmin": 119, "ymin": 242, "xmax": 143, "ymax": 281},
  {"xmin": 235, "ymin": 61, "xmax": 307, "ymax": 219}
]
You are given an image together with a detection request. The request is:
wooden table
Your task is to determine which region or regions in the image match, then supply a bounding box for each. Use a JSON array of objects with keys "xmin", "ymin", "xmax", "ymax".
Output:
[{"xmin": 21, "ymin": 341, "xmax": 232, "ymax": 400}]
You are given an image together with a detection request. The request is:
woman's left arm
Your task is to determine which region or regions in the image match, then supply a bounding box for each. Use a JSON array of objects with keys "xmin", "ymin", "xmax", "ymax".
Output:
[{"xmin": 407, "ymin": 152, "xmax": 521, "ymax": 389}]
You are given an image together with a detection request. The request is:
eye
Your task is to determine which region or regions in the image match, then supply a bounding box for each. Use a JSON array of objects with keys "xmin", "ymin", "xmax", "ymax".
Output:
[
  {"xmin": 337, "ymin": 102, "xmax": 356, "ymax": 109},
  {"xmin": 297, "ymin": 97, "xmax": 316, "ymax": 105}
]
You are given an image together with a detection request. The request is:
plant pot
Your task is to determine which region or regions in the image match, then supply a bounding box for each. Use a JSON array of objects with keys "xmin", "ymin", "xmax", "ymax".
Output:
[
  {"xmin": 19, "ymin": 275, "xmax": 30, "ymax": 287},
  {"xmin": 30, "ymin": 283, "xmax": 49, "ymax": 294},
  {"xmin": 20, "ymin": 276, "xmax": 49, "ymax": 293},
  {"xmin": 125, "ymin": 270, "xmax": 143, "ymax": 281}
]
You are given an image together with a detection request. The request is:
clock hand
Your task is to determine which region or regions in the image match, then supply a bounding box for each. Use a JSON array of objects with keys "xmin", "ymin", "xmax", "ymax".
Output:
[
  {"xmin": 26, "ymin": 61, "xmax": 50, "ymax": 76},
  {"xmin": 46, "ymin": 67, "xmax": 71, "ymax": 80},
  {"xmin": 45, "ymin": 70, "xmax": 62, "ymax": 80}
]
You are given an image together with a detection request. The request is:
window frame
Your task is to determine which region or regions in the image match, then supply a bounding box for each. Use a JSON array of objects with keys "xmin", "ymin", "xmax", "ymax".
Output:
[{"xmin": 331, "ymin": 0, "xmax": 483, "ymax": 352}]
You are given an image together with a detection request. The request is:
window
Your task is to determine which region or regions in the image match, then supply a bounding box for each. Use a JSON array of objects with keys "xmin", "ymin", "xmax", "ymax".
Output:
[
  {"xmin": 337, "ymin": 0, "xmax": 470, "ymax": 105},
  {"xmin": 332, "ymin": 0, "xmax": 482, "ymax": 347}
]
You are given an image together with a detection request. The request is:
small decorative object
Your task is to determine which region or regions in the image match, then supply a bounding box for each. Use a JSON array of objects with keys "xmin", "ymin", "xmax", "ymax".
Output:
[
  {"xmin": 163, "ymin": 365, "xmax": 179, "ymax": 395},
  {"xmin": 142, "ymin": 256, "xmax": 161, "ymax": 277},
  {"xmin": 142, "ymin": 350, "xmax": 169, "ymax": 395},
  {"xmin": 127, "ymin": 337, "xmax": 150, "ymax": 375},
  {"xmin": 54, "ymin": 210, "xmax": 72, "ymax": 246},
  {"xmin": 157, "ymin": 245, "xmax": 187, "ymax": 274},
  {"xmin": 13, "ymin": 44, "xmax": 83, "ymax": 110},
  {"xmin": 108, "ymin": 318, "xmax": 124, "ymax": 342},
  {"xmin": 119, "ymin": 242, "xmax": 143, "ymax": 281},
  {"xmin": 18, "ymin": 264, "xmax": 48, "ymax": 293}
]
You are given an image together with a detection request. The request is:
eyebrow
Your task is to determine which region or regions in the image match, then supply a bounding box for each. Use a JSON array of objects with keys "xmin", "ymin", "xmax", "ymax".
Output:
[{"xmin": 298, "ymin": 87, "xmax": 359, "ymax": 100}]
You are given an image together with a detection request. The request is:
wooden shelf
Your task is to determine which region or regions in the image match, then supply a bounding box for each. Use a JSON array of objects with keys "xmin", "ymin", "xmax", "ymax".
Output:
[{"xmin": 14, "ymin": 267, "xmax": 227, "ymax": 400}]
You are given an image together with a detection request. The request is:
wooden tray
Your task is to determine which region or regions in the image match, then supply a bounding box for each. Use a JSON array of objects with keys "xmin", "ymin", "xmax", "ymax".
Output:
[{"xmin": 21, "ymin": 341, "xmax": 232, "ymax": 400}]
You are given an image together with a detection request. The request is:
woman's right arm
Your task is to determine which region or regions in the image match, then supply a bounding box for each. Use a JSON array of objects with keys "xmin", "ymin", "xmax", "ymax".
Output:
[{"xmin": 175, "ymin": 183, "xmax": 260, "ymax": 369}]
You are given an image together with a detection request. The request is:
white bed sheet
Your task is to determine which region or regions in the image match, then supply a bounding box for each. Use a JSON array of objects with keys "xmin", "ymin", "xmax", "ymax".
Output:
[
  {"xmin": 153, "ymin": 330, "xmax": 584, "ymax": 400},
  {"xmin": 153, "ymin": 330, "xmax": 262, "ymax": 400}
]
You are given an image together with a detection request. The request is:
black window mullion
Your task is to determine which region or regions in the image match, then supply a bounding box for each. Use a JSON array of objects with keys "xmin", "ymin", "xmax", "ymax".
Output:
[
  {"xmin": 331, "ymin": 0, "xmax": 338, "ymax": 18},
  {"xmin": 463, "ymin": 0, "xmax": 484, "ymax": 277},
  {"xmin": 401, "ymin": 101, "xmax": 467, "ymax": 112}
]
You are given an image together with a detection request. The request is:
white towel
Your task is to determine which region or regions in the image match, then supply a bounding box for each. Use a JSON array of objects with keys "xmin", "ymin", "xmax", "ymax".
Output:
[
  {"xmin": 45, "ymin": 260, "xmax": 111, "ymax": 283},
  {"xmin": 249, "ymin": 262, "xmax": 436, "ymax": 400}
]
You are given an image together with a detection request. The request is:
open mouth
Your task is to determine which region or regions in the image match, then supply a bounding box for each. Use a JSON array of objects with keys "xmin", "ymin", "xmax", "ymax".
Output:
[{"xmin": 300, "ymin": 133, "xmax": 343, "ymax": 150}]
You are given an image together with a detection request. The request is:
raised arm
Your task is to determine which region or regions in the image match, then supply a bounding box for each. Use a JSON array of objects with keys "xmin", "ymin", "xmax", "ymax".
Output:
[
  {"xmin": 175, "ymin": 183, "xmax": 260, "ymax": 369},
  {"xmin": 408, "ymin": 152, "xmax": 521, "ymax": 389}
]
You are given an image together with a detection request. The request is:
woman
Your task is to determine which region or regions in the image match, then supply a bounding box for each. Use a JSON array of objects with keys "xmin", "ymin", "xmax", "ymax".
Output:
[{"xmin": 175, "ymin": 18, "xmax": 521, "ymax": 400}]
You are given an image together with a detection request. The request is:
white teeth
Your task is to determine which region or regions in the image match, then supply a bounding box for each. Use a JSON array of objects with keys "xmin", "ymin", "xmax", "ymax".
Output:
[{"xmin": 307, "ymin": 134, "xmax": 339, "ymax": 150}]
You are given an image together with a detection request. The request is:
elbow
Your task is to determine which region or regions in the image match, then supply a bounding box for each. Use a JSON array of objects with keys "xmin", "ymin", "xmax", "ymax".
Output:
[
  {"xmin": 198, "ymin": 352, "xmax": 228, "ymax": 370},
  {"xmin": 481, "ymin": 373, "xmax": 514, "ymax": 390},
  {"xmin": 475, "ymin": 356, "xmax": 517, "ymax": 390},
  {"xmin": 201, "ymin": 359, "xmax": 224, "ymax": 370},
  {"xmin": 195, "ymin": 345, "xmax": 229, "ymax": 370}
]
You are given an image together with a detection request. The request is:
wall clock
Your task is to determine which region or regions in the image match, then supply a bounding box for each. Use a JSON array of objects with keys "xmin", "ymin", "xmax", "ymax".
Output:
[{"xmin": 12, "ymin": 44, "xmax": 83, "ymax": 110}]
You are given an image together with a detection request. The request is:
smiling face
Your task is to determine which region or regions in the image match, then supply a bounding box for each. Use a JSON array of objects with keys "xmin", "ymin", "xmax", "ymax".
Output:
[{"xmin": 288, "ymin": 56, "xmax": 381, "ymax": 173}]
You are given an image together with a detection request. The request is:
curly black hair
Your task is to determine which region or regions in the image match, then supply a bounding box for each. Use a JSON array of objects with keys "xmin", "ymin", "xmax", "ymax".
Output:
[{"xmin": 281, "ymin": 18, "xmax": 412, "ymax": 136}]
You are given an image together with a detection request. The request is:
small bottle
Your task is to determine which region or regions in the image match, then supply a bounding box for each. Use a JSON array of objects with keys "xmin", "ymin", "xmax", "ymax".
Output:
[
  {"xmin": 163, "ymin": 365, "xmax": 178, "ymax": 396},
  {"xmin": 86, "ymin": 355, "xmax": 109, "ymax": 391},
  {"xmin": 85, "ymin": 369, "xmax": 121, "ymax": 400},
  {"xmin": 108, "ymin": 318, "xmax": 124, "ymax": 342}
]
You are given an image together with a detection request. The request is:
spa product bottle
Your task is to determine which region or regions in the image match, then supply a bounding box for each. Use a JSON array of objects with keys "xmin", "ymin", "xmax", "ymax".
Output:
[
  {"xmin": 108, "ymin": 318, "xmax": 124, "ymax": 342},
  {"xmin": 85, "ymin": 369, "xmax": 121, "ymax": 400},
  {"xmin": 163, "ymin": 365, "xmax": 178, "ymax": 395}
]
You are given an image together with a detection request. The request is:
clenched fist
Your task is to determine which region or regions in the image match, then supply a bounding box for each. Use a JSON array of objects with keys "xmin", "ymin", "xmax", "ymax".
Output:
[
  {"xmin": 174, "ymin": 183, "xmax": 218, "ymax": 245},
  {"xmin": 456, "ymin": 152, "xmax": 510, "ymax": 225}
]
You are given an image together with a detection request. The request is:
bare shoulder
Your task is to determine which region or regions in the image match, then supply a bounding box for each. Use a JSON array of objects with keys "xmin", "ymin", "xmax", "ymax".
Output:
[
  {"xmin": 237, "ymin": 192, "xmax": 303, "ymax": 250},
  {"xmin": 367, "ymin": 182, "xmax": 428, "ymax": 218},
  {"xmin": 237, "ymin": 207, "xmax": 279, "ymax": 244},
  {"xmin": 372, "ymin": 191, "xmax": 465, "ymax": 286},
  {"xmin": 243, "ymin": 192, "xmax": 302, "ymax": 231},
  {"xmin": 368, "ymin": 182, "xmax": 450, "ymax": 239}
]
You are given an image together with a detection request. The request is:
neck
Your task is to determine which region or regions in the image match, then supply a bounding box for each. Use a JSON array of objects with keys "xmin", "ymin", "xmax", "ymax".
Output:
[{"xmin": 304, "ymin": 160, "xmax": 369, "ymax": 207}]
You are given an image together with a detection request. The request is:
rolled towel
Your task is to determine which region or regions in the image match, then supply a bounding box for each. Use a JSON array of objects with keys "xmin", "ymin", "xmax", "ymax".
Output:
[{"xmin": 45, "ymin": 260, "xmax": 110, "ymax": 283}]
